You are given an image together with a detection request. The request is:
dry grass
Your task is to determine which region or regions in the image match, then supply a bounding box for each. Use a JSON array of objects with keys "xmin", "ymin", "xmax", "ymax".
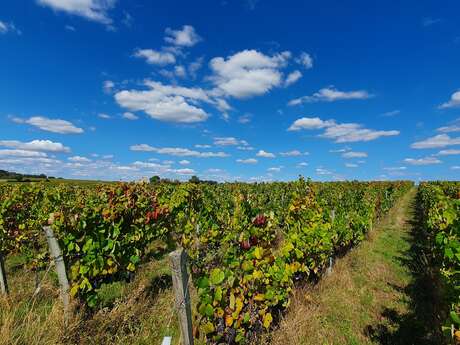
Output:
[{"xmin": 0, "ymin": 249, "xmax": 186, "ymax": 345}]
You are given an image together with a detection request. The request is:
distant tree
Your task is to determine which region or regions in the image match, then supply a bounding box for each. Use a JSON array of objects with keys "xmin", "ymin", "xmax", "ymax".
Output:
[
  {"xmin": 15, "ymin": 175, "xmax": 23, "ymax": 182},
  {"xmin": 150, "ymin": 175, "xmax": 161, "ymax": 184},
  {"xmin": 189, "ymin": 175, "xmax": 200, "ymax": 184}
]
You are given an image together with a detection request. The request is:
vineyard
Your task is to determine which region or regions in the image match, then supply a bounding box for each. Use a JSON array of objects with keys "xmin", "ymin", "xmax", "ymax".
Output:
[
  {"xmin": 417, "ymin": 181, "xmax": 460, "ymax": 341},
  {"xmin": 0, "ymin": 179, "xmax": 420, "ymax": 344}
]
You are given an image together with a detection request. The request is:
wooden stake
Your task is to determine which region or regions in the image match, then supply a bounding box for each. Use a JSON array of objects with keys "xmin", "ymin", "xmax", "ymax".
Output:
[
  {"xmin": 169, "ymin": 249, "xmax": 194, "ymax": 345},
  {"xmin": 43, "ymin": 226, "xmax": 70, "ymax": 324},
  {"xmin": 0, "ymin": 253, "xmax": 8, "ymax": 295}
]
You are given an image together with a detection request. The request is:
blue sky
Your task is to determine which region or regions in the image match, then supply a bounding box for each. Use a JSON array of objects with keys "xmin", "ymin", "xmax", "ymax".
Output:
[{"xmin": 0, "ymin": 0, "xmax": 459, "ymax": 182}]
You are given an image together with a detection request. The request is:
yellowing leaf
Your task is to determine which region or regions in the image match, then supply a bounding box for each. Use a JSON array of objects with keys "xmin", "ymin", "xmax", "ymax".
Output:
[
  {"xmin": 263, "ymin": 312, "xmax": 273, "ymax": 329},
  {"xmin": 254, "ymin": 293, "xmax": 265, "ymax": 301},
  {"xmin": 225, "ymin": 315, "xmax": 234, "ymax": 327}
]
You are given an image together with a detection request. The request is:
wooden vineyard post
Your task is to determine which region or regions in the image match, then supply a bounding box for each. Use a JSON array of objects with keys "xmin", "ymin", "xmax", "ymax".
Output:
[
  {"xmin": 43, "ymin": 226, "xmax": 70, "ymax": 324},
  {"xmin": 325, "ymin": 209, "xmax": 336, "ymax": 276},
  {"xmin": 0, "ymin": 252, "xmax": 8, "ymax": 295},
  {"xmin": 169, "ymin": 249, "xmax": 194, "ymax": 345}
]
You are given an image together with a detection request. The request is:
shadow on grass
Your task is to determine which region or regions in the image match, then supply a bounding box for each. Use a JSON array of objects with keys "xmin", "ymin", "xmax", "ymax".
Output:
[
  {"xmin": 146, "ymin": 273, "xmax": 172, "ymax": 300},
  {"xmin": 364, "ymin": 199, "xmax": 446, "ymax": 345}
]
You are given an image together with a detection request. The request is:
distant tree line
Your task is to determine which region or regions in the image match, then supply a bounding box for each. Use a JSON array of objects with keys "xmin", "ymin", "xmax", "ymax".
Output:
[
  {"xmin": 0, "ymin": 170, "xmax": 57, "ymax": 182},
  {"xmin": 149, "ymin": 175, "xmax": 217, "ymax": 185}
]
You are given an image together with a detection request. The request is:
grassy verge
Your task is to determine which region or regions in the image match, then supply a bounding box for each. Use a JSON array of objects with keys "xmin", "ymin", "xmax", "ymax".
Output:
[
  {"xmin": 265, "ymin": 188, "xmax": 444, "ymax": 345},
  {"xmin": 0, "ymin": 244, "xmax": 187, "ymax": 345}
]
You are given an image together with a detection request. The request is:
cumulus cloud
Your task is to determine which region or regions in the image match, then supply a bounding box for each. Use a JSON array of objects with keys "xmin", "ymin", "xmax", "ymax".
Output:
[
  {"xmin": 285, "ymin": 70, "xmax": 302, "ymax": 86},
  {"xmin": 0, "ymin": 139, "xmax": 70, "ymax": 153},
  {"xmin": 296, "ymin": 52, "xmax": 313, "ymax": 69},
  {"xmin": 179, "ymin": 159, "xmax": 190, "ymax": 165},
  {"xmin": 404, "ymin": 157, "xmax": 442, "ymax": 165},
  {"xmin": 37, "ymin": 0, "xmax": 116, "ymax": 25},
  {"xmin": 238, "ymin": 114, "xmax": 252, "ymax": 124},
  {"xmin": 288, "ymin": 86, "xmax": 372, "ymax": 106},
  {"xmin": 256, "ymin": 150, "xmax": 275, "ymax": 158},
  {"xmin": 130, "ymin": 144, "xmax": 229, "ymax": 157},
  {"xmin": 439, "ymin": 91, "xmax": 460, "ymax": 109},
  {"xmin": 411, "ymin": 134, "xmax": 460, "ymax": 149},
  {"xmin": 236, "ymin": 158, "xmax": 258, "ymax": 164},
  {"xmin": 288, "ymin": 116, "xmax": 399, "ymax": 143},
  {"xmin": 209, "ymin": 49, "xmax": 291, "ymax": 99},
  {"xmin": 342, "ymin": 151, "xmax": 367, "ymax": 158},
  {"xmin": 267, "ymin": 167, "xmax": 282, "ymax": 172},
  {"xmin": 297, "ymin": 162, "xmax": 308, "ymax": 167},
  {"xmin": 115, "ymin": 80, "xmax": 212, "ymax": 123},
  {"xmin": 0, "ymin": 20, "xmax": 21, "ymax": 35},
  {"xmin": 12, "ymin": 116, "xmax": 84, "ymax": 134},
  {"xmin": 134, "ymin": 48, "xmax": 176, "ymax": 65},
  {"xmin": 195, "ymin": 144, "xmax": 211, "ymax": 149},
  {"xmin": 164, "ymin": 25, "xmax": 201, "ymax": 47}
]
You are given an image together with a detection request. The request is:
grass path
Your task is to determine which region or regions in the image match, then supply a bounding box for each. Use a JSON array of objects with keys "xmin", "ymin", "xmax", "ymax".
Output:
[{"xmin": 267, "ymin": 188, "xmax": 444, "ymax": 345}]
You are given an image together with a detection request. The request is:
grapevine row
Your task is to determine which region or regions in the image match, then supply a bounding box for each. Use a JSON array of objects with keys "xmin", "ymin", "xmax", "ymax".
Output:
[{"xmin": 0, "ymin": 179, "xmax": 412, "ymax": 343}]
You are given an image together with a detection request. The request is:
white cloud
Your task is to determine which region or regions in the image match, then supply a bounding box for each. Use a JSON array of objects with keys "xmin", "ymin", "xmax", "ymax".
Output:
[
  {"xmin": 316, "ymin": 168, "xmax": 333, "ymax": 175},
  {"xmin": 404, "ymin": 157, "xmax": 442, "ymax": 165},
  {"xmin": 174, "ymin": 168, "xmax": 195, "ymax": 175},
  {"xmin": 68, "ymin": 156, "xmax": 91, "ymax": 163},
  {"xmin": 267, "ymin": 167, "xmax": 282, "ymax": 172},
  {"xmin": 238, "ymin": 114, "xmax": 252, "ymax": 124},
  {"xmin": 0, "ymin": 149, "xmax": 47, "ymax": 157},
  {"xmin": 345, "ymin": 163, "xmax": 358, "ymax": 168},
  {"xmin": 115, "ymin": 80, "xmax": 211, "ymax": 123},
  {"xmin": 0, "ymin": 20, "xmax": 21, "ymax": 35},
  {"xmin": 0, "ymin": 140, "xmax": 70, "ymax": 153},
  {"xmin": 289, "ymin": 116, "xmax": 399, "ymax": 143},
  {"xmin": 288, "ymin": 86, "xmax": 372, "ymax": 106},
  {"xmin": 174, "ymin": 65, "xmax": 187, "ymax": 78},
  {"xmin": 213, "ymin": 137, "xmax": 248, "ymax": 146},
  {"xmin": 98, "ymin": 113, "xmax": 111, "ymax": 119},
  {"xmin": 342, "ymin": 151, "xmax": 367, "ymax": 158},
  {"xmin": 279, "ymin": 150, "xmax": 306, "ymax": 157},
  {"xmin": 451, "ymin": 166, "xmax": 460, "ymax": 170},
  {"xmin": 381, "ymin": 110, "xmax": 400, "ymax": 117},
  {"xmin": 288, "ymin": 117, "xmax": 334, "ymax": 131},
  {"xmin": 103, "ymin": 80, "xmax": 115, "ymax": 93},
  {"xmin": 134, "ymin": 49, "xmax": 176, "ymax": 65},
  {"xmin": 383, "ymin": 167, "xmax": 407, "ymax": 171},
  {"xmin": 195, "ymin": 144, "xmax": 211, "ymax": 148},
  {"xmin": 236, "ymin": 158, "xmax": 258, "ymax": 164},
  {"xmin": 209, "ymin": 49, "xmax": 291, "ymax": 99},
  {"xmin": 411, "ymin": 134, "xmax": 460, "ymax": 149},
  {"xmin": 37, "ymin": 0, "xmax": 116, "ymax": 25},
  {"xmin": 436, "ymin": 149, "xmax": 460, "ymax": 156},
  {"xmin": 296, "ymin": 52, "xmax": 313, "ymax": 69},
  {"xmin": 285, "ymin": 70, "xmax": 302, "ymax": 86},
  {"xmin": 297, "ymin": 162, "xmax": 308, "ymax": 167},
  {"xmin": 179, "ymin": 160, "xmax": 190, "ymax": 165},
  {"xmin": 12, "ymin": 116, "xmax": 84, "ymax": 134},
  {"xmin": 237, "ymin": 146, "xmax": 254, "ymax": 151},
  {"xmin": 164, "ymin": 25, "xmax": 201, "ymax": 47},
  {"xmin": 256, "ymin": 150, "xmax": 275, "ymax": 158},
  {"xmin": 439, "ymin": 91, "xmax": 460, "ymax": 109},
  {"xmin": 437, "ymin": 119, "xmax": 460, "ymax": 133},
  {"xmin": 122, "ymin": 112, "xmax": 139, "ymax": 120},
  {"xmin": 130, "ymin": 144, "xmax": 229, "ymax": 157}
]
